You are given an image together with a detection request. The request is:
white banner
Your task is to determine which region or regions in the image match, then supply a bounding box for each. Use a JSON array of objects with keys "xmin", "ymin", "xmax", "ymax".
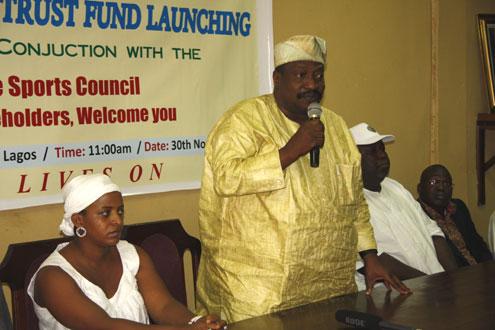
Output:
[{"xmin": 0, "ymin": 0, "xmax": 273, "ymax": 210}]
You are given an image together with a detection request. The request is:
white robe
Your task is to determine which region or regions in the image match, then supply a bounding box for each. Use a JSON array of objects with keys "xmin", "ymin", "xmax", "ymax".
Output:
[{"xmin": 355, "ymin": 178, "xmax": 445, "ymax": 290}]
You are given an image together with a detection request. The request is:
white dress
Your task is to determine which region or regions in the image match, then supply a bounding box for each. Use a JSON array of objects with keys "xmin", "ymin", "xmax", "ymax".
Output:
[{"xmin": 27, "ymin": 240, "xmax": 149, "ymax": 329}]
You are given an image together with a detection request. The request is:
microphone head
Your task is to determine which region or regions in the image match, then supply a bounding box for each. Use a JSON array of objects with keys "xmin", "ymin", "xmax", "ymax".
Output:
[
  {"xmin": 307, "ymin": 102, "xmax": 322, "ymax": 119},
  {"xmin": 335, "ymin": 309, "xmax": 382, "ymax": 330}
]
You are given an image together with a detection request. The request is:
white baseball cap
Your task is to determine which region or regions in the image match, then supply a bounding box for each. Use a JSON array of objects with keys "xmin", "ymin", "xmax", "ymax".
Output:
[{"xmin": 350, "ymin": 123, "xmax": 395, "ymax": 145}]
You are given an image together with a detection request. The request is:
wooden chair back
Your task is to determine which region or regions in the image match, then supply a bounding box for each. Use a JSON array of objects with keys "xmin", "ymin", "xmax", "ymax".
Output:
[
  {"xmin": 1, "ymin": 278, "xmax": 13, "ymax": 330},
  {"xmin": 0, "ymin": 237, "xmax": 72, "ymax": 330},
  {"xmin": 122, "ymin": 219, "xmax": 201, "ymax": 307}
]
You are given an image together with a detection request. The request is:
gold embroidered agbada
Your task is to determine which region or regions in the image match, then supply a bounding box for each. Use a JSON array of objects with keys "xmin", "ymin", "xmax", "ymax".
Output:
[{"xmin": 196, "ymin": 94, "xmax": 376, "ymax": 322}]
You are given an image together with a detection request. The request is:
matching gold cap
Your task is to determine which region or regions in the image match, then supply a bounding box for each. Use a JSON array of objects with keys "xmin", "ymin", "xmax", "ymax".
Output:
[{"xmin": 274, "ymin": 35, "xmax": 326, "ymax": 68}]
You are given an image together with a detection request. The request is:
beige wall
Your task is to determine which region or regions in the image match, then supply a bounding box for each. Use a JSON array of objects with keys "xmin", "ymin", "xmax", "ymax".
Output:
[
  {"xmin": 274, "ymin": 0, "xmax": 432, "ymax": 188},
  {"xmin": 437, "ymin": 0, "xmax": 495, "ymax": 243},
  {"xmin": 273, "ymin": 0, "xmax": 495, "ymax": 237},
  {"xmin": 0, "ymin": 189, "xmax": 202, "ymax": 258},
  {"xmin": 2, "ymin": 0, "xmax": 495, "ymax": 317}
]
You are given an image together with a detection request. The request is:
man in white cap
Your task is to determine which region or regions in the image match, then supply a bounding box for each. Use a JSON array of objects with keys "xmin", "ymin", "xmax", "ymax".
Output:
[
  {"xmin": 350, "ymin": 123, "xmax": 457, "ymax": 290},
  {"xmin": 196, "ymin": 36, "xmax": 409, "ymax": 322}
]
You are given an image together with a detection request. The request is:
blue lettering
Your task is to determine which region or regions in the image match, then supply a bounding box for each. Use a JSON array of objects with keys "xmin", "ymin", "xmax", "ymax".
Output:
[
  {"xmin": 83, "ymin": 1, "xmax": 140, "ymax": 30},
  {"xmin": 207, "ymin": 10, "xmax": 219, "ymax": 34},
  {"xmin": 15, "ymin": 0, "xmax": 35, "ymax": 25},
  {"xmin": 51, "ymin": 0, "xmax": 65, "ymax": 27},
  {"xmin": 1, "ymin": 0, "xmax": 15, "ymax": 23},
  {"xmin": 145, "ymin": 4, "xmax": 171, "ymax": 32},
  {"xmin": 122, "ymin": 3, "xmax": 140, "ymax": 30},
  {"xmin": 170, "ymin": 7, "xmax": 181, "ymax": 33},
  {"xmin": 196, "ymin": 9, "xmax": 208, "ymax": 34},
  {"xmin": 181, "ymin": 7, "xmax": 197, "ymax": 33},
  {"xmin": 83, "ymin": 0, "xmax": 99, "ymax": 27},
  {"xmin": 33, "ymin": 0, "xmax": 49, "ymax": 26},
  {"xmin": 240, "ymin": 12, "xmax": 251, "ymax": 37},
  {"xmin": 145, "ymin": 5, "xmax": 251, "ymax": 37},
  {"xmin": 1, "ymin": 0, "xmax": 78, "ymax": 27},
  {"xmin": 145, "ymin": 5, "xmax": 160, "ymax": 31}
]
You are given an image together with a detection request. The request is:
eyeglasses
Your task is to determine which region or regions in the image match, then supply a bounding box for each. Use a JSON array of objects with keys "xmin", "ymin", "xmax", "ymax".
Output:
[{"xmin": 426, "ymin": 179, "xmax": 454, "ymax": 188}]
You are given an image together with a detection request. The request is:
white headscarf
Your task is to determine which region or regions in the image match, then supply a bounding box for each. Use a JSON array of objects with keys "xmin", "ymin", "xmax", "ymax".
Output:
[{"xmin": 59, "ymin": 174, "xmax": 121, "ymax": 236}]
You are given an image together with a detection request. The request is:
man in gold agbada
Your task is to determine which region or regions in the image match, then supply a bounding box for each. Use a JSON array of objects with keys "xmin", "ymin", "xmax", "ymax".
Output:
[{"xmin": 196, "ymin": 35, "xmax": 410, "ymax": 323}]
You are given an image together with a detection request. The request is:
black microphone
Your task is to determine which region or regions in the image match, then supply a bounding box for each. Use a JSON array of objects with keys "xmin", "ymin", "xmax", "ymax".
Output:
[
  {"xmin": 307, "ymin": 102, "xmax": 322, "ymax": 168},
  {"xmin": 335, "ymin": 309, "xmax": 421, "ymax": 330}
]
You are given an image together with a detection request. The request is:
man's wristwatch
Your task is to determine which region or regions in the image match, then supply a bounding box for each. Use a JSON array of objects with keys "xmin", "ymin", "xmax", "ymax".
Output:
[{"xmin": 359, "ymin": 249, "xmax": 378, "ymax": 258}]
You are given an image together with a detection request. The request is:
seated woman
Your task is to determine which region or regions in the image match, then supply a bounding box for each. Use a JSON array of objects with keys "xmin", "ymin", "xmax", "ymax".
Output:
[{"xmin": 27, "ymin": 174, "xmax": 226, "ymax": 330}]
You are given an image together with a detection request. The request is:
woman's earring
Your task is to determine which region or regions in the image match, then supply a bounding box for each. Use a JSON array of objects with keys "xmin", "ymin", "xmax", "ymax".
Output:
[{"xmin": 76, "ymin": 226, "xmax": 87, "ymax": 238}]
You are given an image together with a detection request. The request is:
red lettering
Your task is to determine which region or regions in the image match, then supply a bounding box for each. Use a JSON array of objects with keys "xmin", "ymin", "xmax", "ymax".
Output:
[
  {"xmin": 17, "ymin": 174, "xmax": 31, "ymax": 193},
  {"xmin": 60, "ymin": 171, "xmax": 74, "ymax": 189},
  {"xmin": 149, "ymin": 163, "xmax": 163, "ymax": 180},
  {"xmin": 130, "ymin": 165, "xmax": 143, "ymax": 182},
  {"xmin": 41, "ymin": 172, "xmax": 50, "ymax": 191}
]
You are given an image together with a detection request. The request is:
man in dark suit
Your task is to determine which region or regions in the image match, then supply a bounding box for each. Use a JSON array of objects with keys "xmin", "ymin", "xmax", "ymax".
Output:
[{"xmin": 417, "ymin": 164, "xmax": 492, "ymax": 267}]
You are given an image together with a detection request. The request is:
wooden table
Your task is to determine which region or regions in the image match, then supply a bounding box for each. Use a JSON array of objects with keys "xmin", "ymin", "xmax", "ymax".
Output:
[{"xmin": 228, "ymin": 261, "xmax": 495, "ymax": 330}]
